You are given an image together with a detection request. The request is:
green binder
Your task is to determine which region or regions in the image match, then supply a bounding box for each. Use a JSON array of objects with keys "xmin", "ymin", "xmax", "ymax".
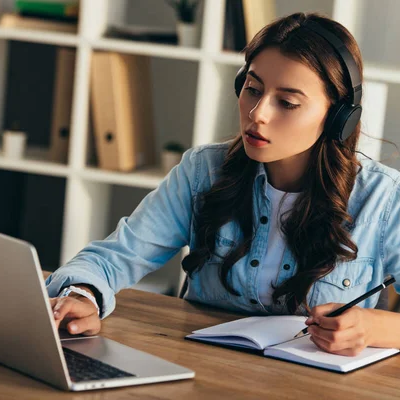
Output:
[{"xmin": 15, "ymin": 1, "xmax": 79, "ymax": 19}]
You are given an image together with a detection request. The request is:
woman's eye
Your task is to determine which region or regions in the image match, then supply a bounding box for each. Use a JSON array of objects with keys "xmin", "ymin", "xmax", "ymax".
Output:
[
  {"xmin": 244, "ymin": 87, "xmax": 301, "ymax": 111},
  {"xmin": 244, "ymin": 86, "xmax": 261, "ymax": 96},
  {"xmin": 280, "ymin": 100, "xmax": 301, "ymax": 110}
]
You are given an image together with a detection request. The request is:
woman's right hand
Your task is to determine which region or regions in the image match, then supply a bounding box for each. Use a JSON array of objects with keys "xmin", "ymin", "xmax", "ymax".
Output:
[{"xmin": 49, "ymin": 293, "xmax": 101, "ymax": 336}]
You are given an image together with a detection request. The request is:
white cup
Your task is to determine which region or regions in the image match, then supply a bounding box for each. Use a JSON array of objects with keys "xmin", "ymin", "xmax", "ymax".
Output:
[{"xmin": 2, "ymin": 130, "xmax": 27, "ymax": 159}]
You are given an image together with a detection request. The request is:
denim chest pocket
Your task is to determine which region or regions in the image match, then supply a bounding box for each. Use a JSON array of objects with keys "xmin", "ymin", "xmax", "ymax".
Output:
[
  {"xmin": 191, "ymin": 233, "xmax": 236, "ymax": 301},
  {"xmin": 308, "ymin": 257, "xmax": 375, "ymax": 309}
]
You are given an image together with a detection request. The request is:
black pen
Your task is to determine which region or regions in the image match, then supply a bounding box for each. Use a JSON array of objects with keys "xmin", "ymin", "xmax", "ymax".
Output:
[{"xmin": 294, "ymin": 276, "xmax": 396, "ymax": 339}]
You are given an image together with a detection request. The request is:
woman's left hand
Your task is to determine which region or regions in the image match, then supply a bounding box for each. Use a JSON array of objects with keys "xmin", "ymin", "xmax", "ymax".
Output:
[{"xmin": 306, "ymin": 303, "xmax": 376, "ymax": 356}]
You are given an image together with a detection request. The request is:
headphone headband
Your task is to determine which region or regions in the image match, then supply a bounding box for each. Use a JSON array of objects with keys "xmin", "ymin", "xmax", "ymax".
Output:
[{"xmin": 302, "ymin": 20, "xmax": 362, "ymax": 105}]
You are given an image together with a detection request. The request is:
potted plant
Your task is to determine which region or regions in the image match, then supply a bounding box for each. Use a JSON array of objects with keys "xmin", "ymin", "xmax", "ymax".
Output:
[
  {"xmin": 161, "ymin": 141, "xmax": 185, "ymax": 173},
  {"xmin": 165, "ymin": 0, "xmax": 201, "ymax": 47}
]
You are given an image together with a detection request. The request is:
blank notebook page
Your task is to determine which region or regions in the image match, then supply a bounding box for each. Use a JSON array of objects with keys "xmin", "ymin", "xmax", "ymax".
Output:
[
  {"xmin": 264, "ymin": 335, "xmax": 399, "ymax": 372},
  {"xmin": 190, "ymin": 316, "xmax": 307, "ymax": 348}
]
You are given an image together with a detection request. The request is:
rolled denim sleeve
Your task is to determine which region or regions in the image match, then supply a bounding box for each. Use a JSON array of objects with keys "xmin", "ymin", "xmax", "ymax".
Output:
[
  {"xmin": 382, "ymin": 179, "xmax": 400, "ymax": 294},
  {"xmin": 46, "ymin": 147, "xmax": 199, "ymax": 319}
]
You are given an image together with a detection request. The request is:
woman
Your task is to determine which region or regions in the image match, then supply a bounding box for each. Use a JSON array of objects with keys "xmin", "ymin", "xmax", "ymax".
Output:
[{"xmin": 47, "ymin": 12, "xmax": 400, "ymax": 356}]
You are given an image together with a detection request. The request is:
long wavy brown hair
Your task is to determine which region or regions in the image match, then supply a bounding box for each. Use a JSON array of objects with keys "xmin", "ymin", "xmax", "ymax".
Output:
[{"xmin": 182, "ymin": 12, "xmax": 366, "ymax": 313}]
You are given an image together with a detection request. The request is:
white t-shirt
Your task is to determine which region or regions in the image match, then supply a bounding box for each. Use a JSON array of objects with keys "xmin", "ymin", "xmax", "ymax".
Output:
[{"xmin": 258, "ymin": 182, "xmax": 301, "ymax": 305}]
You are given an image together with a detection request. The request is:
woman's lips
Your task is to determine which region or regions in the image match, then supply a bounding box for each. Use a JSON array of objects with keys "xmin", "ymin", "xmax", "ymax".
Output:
[
  {"xmin": 244, "ymin": 130, "xmax": 271, "ymax": 148},
  {"xmin": 245, "ymin": 133, "xmax": 271, "ymax": 147},
  {"xmin": 245, "ymin": 130, "xmax": 270, "ymax": 142}
]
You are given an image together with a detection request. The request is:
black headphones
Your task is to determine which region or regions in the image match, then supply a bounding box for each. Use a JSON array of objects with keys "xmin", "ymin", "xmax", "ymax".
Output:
[{"xmin": 234, "ymin": 20, "xmax": 362, "ymax": 144}]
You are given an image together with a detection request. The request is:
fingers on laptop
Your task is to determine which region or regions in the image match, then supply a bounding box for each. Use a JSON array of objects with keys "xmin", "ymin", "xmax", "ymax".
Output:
[
  {"xmin": 52, "ymin": 297, "xmax": 97, "ymax": 319},
  {"xmin": 49, "ymin": 297, "xmax": 100, "ymax": 334},
  {"xmin": 66, "ymin": 314, "xmax": 101, "ymax": 336}
]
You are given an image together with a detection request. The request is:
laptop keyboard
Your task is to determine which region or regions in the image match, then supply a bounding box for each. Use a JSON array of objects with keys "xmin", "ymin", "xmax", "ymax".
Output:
[{"xmin": 63, "ymin": 347, "xmax": 136, "ymax": 382}]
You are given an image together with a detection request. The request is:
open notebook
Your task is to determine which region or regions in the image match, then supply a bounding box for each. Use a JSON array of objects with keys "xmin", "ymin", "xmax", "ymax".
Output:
[{"xmin": 186, "ymin": 316, "xmax": 399, "ymax": 373}]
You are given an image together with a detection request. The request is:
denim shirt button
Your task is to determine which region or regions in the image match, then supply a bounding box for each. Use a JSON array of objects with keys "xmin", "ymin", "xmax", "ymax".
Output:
[
  {"xmin": 250, "ymin": 259, "xmax": 259, "ymax": 267},
  {"xmin": 260, "ymin": 216, "xmax": 268, "ymax": 224},
  {"xmin": 283, "ymin": 264, "xmax": 290, "ymax": 270},
  {"xmin": 250, "ymin": 299, "xmax": 258, "ymax": 304},
  {"xmin": 342, "ymin": 278, "xmax": 351, "ymax": 287}
]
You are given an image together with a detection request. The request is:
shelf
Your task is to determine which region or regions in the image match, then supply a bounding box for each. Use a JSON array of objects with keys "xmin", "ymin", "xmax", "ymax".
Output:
[
  {"xmin": 80, "ymin": 165, "xmax": 166, "ymax": 189},
  {"xmin": 211, "ymin": 51, "xmax": 245, "ymax": 65},
  {"xmin": 0, "ymin": 27, "xmax": 79, "ymax": 46},
  {"xmin": 210, "ymin": 54, "xmax": 400, "ymax": 85},
  {"xmin": 0, "ymin": 147, "xmax": 70, "ymax": 177},
  {"xmin": 364, "ymin": 62, "xmax": 400, "ymax": 84},
  {"xmin": 91, "ymin": 37, "xmax": 203, "ymax": 62}
]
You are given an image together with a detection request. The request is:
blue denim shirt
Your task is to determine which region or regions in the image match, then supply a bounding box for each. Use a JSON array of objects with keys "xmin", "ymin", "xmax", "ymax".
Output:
[{"xmin": 46, "ymin": 140, "xmax": 400, "ymax": 319}]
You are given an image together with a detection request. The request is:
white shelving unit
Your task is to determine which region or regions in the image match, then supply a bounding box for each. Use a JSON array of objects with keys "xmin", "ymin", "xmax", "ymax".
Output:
[{"xmin": 0, "ymin": 0, "xmax": 399, "ymax": 296}]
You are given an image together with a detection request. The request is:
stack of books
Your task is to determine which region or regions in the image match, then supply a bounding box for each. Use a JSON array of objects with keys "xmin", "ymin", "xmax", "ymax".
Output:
[{"xmin": 0, "ymin": 1, "xmax": 79, "ymax": 33}]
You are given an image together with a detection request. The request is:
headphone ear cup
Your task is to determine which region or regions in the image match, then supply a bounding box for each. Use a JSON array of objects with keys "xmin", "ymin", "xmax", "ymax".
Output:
[
  {"xmin": 336, "ymin": 104, "xmax": 362, "ymax": 142},
  {"xmin": 235, "ymin": 65, "xmax": 247, "ymax": 98},
  {"xmin": 323, "ymin": 101, "xmax": 362, "ymax": 143},
  {"xmin": 323, "ymin": 102, "xmax": 345, "ymax": 141}
]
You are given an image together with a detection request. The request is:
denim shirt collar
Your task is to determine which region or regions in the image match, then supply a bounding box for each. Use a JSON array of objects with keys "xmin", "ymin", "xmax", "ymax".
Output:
[{"xmin": 255, "ymin": 162, "xmax": 269, "ymax": 197}]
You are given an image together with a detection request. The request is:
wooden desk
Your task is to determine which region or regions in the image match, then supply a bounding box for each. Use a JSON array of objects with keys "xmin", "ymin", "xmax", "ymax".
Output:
[{"xmin": 1, "ymin": 272, "xmax": 400, "ymax": 399}]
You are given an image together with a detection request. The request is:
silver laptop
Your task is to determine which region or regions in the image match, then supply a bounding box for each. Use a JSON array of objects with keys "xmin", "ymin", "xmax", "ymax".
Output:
[{"xmin": 0, "ymin": 233, "xmax": 195, "ymax": 391}]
